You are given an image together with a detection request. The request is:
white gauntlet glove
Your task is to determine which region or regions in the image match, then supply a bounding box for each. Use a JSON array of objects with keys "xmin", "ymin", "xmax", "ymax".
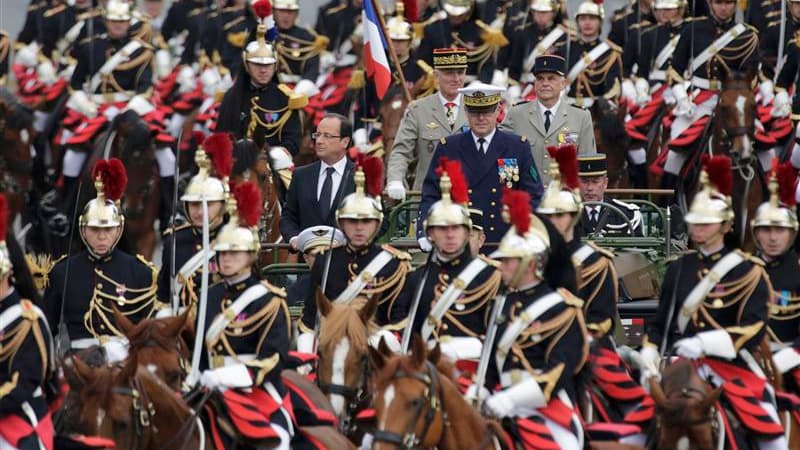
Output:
[
  {"xmin": 67, "ymin": 90, "xmax": 98, "ymax": 118},
  {"xmin": 638, "ymin": 345, "xmax": 662, "ymax": 388},
  {"xmin": 773, "ymin": 90, "xmax": 791, "ymax": 118},
  {"xmin": 200, "ymin": 364, "xmax": 253, "ymax": 391},
  {"xmin": 759, "ymin": 79, "xmax": 775, "ymax": 104},
  {"xmin": 417, "ymin": 236, "xmax": 432, "ymax": 252},
  {"xmin": 386, "ymin": 180, "xmax": 406, "ymax": 201},
  {"xmin": 671, "ymin": 84, "xmax": 694, "ymax": 117}
]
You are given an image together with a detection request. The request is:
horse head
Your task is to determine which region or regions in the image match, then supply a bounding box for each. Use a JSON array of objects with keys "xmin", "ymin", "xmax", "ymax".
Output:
[
  {"xmin": 650, "ymin": 359, "xmax": 722, "ymax": 450},
  {"xmin": 315, "ymin": 288, "xmax": 378, "ymax": 431},
  {"xmin": 714, "ymin": 70, "xmax": 757, "ymax": 161}
]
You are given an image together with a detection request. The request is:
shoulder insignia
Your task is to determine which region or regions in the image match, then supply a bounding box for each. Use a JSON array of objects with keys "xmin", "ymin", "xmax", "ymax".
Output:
[
  {"xmin": 381, "ymin": 244, "xmax": 412, "ymax": 261},
  {"xmin": 606, "ymin": 40, "xmax": 623, "ymax": 53},
  {"xmin": 521, "ymin": 135, "xmax": 528, "ymax": 142},
  {"xmin": 261, "ymin": 280, "xmax": 288, "ymax": 297},
  {"xmin": 557, "ymin": 287, "xmax": 584, "ymax": 308},
  {"xmin": 136, "ymin": 254, "xmax": 157, "ymax": 269},
  {"xmin": 512, "ymin": 99, "xmax": 530, "ymax": 107},
  {"xmin": 735, "ymin": 249, "xmax": 764, "ymax": 266},
  {"xmin": 745, "ymin": 24, "xmax": 759, "ymax": 34},
  {"xmin": 163, "ymin": 222, "xmax": 192, "ymax": 236},
  {"xmin": 19, "ymin": 299, "xmax": 41, "ymax": 321},
  {"xmin": 440, "ymin": 136, "xmax": 447, "ymax": 145},
  {"xmin": 477, "ymin": 254, "xmax": 501, "ymax": 268},
  {"xmin": 666, "ymin": 250, "xmax": 693, "ymax": 263},
  {"xmin": 587, "ymin": 242, "xmax": 615, "ymax": 259}
]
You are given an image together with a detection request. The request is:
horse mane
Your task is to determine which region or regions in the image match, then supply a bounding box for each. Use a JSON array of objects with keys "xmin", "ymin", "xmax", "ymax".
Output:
[
  {"xmin": 318, "ymin": 301, "xmax": 377, "ymax": 354},
  {"xmin": 373, "ymin": 352, "xmax": 457, "ymax": 390},
  {"xmin": 126, "ymin": 317, "xmax": 177, "ymax": 352},
  {"xmin": 232, "ymin": 138, "xmax": 260, "ymax": 178},
  {"xmin": 593, "ymin": 98, "xmax": 630, "ymax": 147},
  {"xmin": 655, "ymin": 359, "xmax": 712, "ymax": 424},
  {"xmin": 135, "ymin": 366, "xmax": 192, "ymax": 416},
  {"xmin": 110, "ymin": 109, "xmax": 152, "ymax": 160},
  {"xmin": 0, "ymin": 87, "xmax": 34, "ymax": 130}
]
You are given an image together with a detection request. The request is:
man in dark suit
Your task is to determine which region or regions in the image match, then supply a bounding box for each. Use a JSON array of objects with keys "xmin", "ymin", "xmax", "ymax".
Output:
[
  {"xmin": 577, "ymin": 154, "xmax": 644, "ymax": 237},
  {"xmin": 417, "ymin": 82, "xmax": 544, "ymax": 251},
  {"xmin": 280, "ymin": 113, "xmax": 356, "ymax": 248}
]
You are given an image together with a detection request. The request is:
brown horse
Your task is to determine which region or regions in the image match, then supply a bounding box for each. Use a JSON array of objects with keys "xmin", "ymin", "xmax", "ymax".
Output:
[
  {"xmin": 62, "ymin": 354, "xmax": 212, "ymax": 450},
  {"xmin": 315, "ymin": 288, "xmax": 379, "ymax": 437},
  {"xmin": 0, "ymin": 88, "xmax": 35, "ymax": 221},
  {"xmin": 648, "ymin": 359, "xmax": 722, "ymax": 450},
  {"xmin": 368, "ymin": 334, "xmax": 508, "ymax": 450},
  {"xmin": 591, "ymin": 98, "xmax": 631, "ymax": 188}
]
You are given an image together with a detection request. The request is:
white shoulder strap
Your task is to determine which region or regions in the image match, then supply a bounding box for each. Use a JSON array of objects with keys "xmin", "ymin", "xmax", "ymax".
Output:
[
  {"xmin": 334, "ymin": 250, "xmax": 395, "ymax": 304},
  {"xmin": 495, "ymin": 292, "xmax": 564, "ymax": 371},
  {"xmin": 173, "ymin": 249, "xmax": 216, "ymax": 307},
  {"xmin": 90, "ymin": 40, "xmax": 144, "ymax": 92},
  {"xmin": 523, "ymin": 27, "xmax": 566, "ymax": 74},
  {"xmin": 57, "ymin": 20, "xmax": 86, "ymax": 54},
  {"xmin": 677, "ymin": 251, "xmax": 746, "ymax": 332},
  {"xmin": 567, "ymin": 42, "xmax": 611, "ymax": 82},
  {"xmin": 421, "ymin": 258, "xmax": 490, "ymax": 341},
  {"xmin": 689, "ymin": 24, "xmax": 746, "ymax": 75},
  {"xmin": 571, "ymin": 244, "xmax": 595, "ymax": 266},
  {"xmin": 205, "ymin": 284, "xmax": 269, "ymax": 345},
  {"xmin": 654, "ymin": 34, "xmax": 681, "ymax": 70}
]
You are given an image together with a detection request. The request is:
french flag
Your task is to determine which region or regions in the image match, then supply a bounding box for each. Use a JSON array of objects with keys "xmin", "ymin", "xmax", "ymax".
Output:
[{"xmin": 362, "ymin": 0, "xmax": 391, "ymax": 99}]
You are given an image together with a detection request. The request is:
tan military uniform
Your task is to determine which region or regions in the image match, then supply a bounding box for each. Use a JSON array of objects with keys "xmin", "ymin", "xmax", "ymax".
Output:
[
  {"xmin": 501, "ymin": 99, "xmax": 596, "ymax": 186},
  {"xmin": 386, "ymin": 93, "xmax": 468, "ymax": 190}
]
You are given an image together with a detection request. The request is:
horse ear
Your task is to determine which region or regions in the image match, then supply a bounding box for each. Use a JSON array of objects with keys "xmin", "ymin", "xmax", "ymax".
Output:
[
  {"xmin": 66, "ymin": 355, "xmax": 94, "ymax": 388},
  {"xmin": 162, "ymin": 308, "xmax": 190, "ymax": 338},
  {"xmin": 358, "ymin": 294, "xmax": 380, "ymax": 324},
  {"xmin": 116, "ymin": 352, "xmax": 139, "ymax": 384},
  {"xmin": 649, "ymin": 377, "xmax": 668, "ymax": 408},
  {"xmin": 113, "ymin": 305, "xmax": 136, "ymax": 337},
  {"xmin": 410, "ymin": 334, "xmax": 427, "ymax": 368},
  {"xmin": 369, "ymin": 345, "xmax": 387, "ymax": 371},
  {"xmin": 316, "ymin": 287, "xmax": 333, "ymax": 317},
  {"xmin": 428, "ymin": 342, "xmax": 441, "ymax": 365}
]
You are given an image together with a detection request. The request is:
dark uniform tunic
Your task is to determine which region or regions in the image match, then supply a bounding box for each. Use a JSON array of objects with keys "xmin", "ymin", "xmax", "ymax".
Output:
[
  {"xmin": 747, "ymin": 0, "xmax": 782, "ymax": 32},
  {"xmin": 314, "ymin": 0, "xmax": 360, "ymax": 52},
  {"xmin": 43, "ymin": 249, "xmax": 158, "ymax": 343},
  {"xmin": 275, "ymin": 25, "xmax": 323, "ymax": 83},
  {"xmin": 69, "ymin": 33, "xmax": 154, "ymax": 94},
  {"xmin": 17, "ymin": 0, "xmax": 48, "ymax": 45},
  {"xmin": 763, "ymin": 251, "xmax": 800, "ymax": 346},
  {"xmin": 608, "ymin": 2, "xmax": 655, "ymax": 50},
  {"xmin": 156, "ymin": 221, "xmax": 226, "ymax": 305},
  {"xmin": 562, "ymin": 37, "xmax": 623, "ymax": 102},
  {"xmin": 216, "ymin": 77, "xmax": 303, "ymax": 155},
  {"xmin": 776, "ymin": 40, "xmax": 800, "ymax": 119},
  {"xmin": 567, "ymin": 239, "xmax": 618, "ymax": 340},
  {"xmin": 161, "ymin": 0, "xmax": 207, "ymax": 43},
  {"xmin": 577, "ymin": 197, "xmax": 644, "ymax": 237},
  {"xmin": 0, "ymin": 289, "xmax": 55, "ymax": 449},
  {"xmin": 300, "ymin": 244, "xmax": 411, "ymax": 332},
  {"xmin": 34, "ymin": 3, "xmax": 106, "ymax": 61},
  {"xmin": 759, "ymin": 17, "xmax": 800, "ymax": 80},
  {"xmin": 632, "ymin": 20, "xmax": 687, "ymax": 82},
  {"xmin": 417, "ymin": 17, "xmax": 497, "ymax": 82},
  {"xmin": 507, "ymin": 22, "xmax": 569, "ymax": 83}
]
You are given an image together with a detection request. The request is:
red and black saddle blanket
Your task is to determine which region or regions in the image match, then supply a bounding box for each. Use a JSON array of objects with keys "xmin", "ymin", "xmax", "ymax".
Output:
[{"xmin": 202, "ymin": 387, "xmax": 285, "ymax": 449}]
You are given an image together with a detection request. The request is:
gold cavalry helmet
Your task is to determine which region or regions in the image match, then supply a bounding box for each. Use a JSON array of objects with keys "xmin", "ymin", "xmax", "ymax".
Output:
[
  {"xmin": 685, "ymin": 155, "xmax": 735, "ymax": 225},
  {"xmin": 244, "ymin": 0, "xmax": 278, "ymax": 65},
  {"xmin": 423, "ymin": 158, "xmax": 472, "ymax": 230},
  {"xmin": 530, "ymin": 0, "xmax": 559, "ymax": 12},
  {"xmin": 752, "ymin": 159, "xmax": 799, "ymax": 231},
  {"xmin": 386, "ymin": 13, "xmax": 413, "ymax": 41},
  {"xmin": 214, "ymin": 181, "xmax": 263, "ymax": 252},
  {"xmin": 575, "ymin": 0, "xmax": 604, "ymax": 19},
  {"xmin": 654, "ymin": 0, "xmax": 687, "ymax": 9},
  {"xmin": 443, "ymin": 0, "xmax": 473, "ymax": 16},
  {"xmin": 491, "ymin": 189, "xmax": 550, "ymax": 282},
  {"xmin": 537, "ymin": 144, "xmax": 582, "ymax": 216},
  {"xmin": 0, "ymin": 194, "xmax": 10, "ymax": 278},
  {"xmin": 181, "ymin": 133, "xmax": 232, "ymax": 204},
  {"xmin": 337, "ymin": 153, "xmax": 385, "ymax": 223},
  {"xmin": 80, "ymin": 158, "xmax": 127, "ymax": 229},
  {"xmin": 105, "ymin": 0, "xmax": 132, "ymax": 21},
  {"xmin": 273, "ymin": 0, "xmax": 299, "ymax": 10}
]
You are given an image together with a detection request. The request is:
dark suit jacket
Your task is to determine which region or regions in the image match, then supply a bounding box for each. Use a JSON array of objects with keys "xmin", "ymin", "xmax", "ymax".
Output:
[
  {"xmin": 280, "ymin": 159, "xmax": 355, "ymax": 241},
  {"xmin": 416, "ymin": 129, "xmax": 544, "ymax": 245}
]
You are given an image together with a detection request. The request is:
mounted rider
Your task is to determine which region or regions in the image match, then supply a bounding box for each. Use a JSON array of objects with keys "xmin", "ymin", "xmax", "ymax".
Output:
[{"xmin": 640, "ymin": 155, "xmax": 787, "ymax": 449}]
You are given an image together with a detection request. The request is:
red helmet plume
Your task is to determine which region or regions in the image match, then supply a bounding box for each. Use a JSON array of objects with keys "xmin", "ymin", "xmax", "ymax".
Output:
[
  {"xmin": 701, "ymin": 154, "xmax": 732, "ymax": 196},
  {"xmin": 204, "ymin": 133, "xmax": 233, "ymax": 179},
  {"xmin": 547, "ymin": 144, "xmax": 579, "ymax": 190},
  {"xmin": 353, "ymin": 153, "xmax": 385, "ymax": 197},
  {"xmin": 252, "ymin": 0, "xmax": 272, "ymax": 19},
  {"xmin": 92, "ymin": 158, "xmax": 128, "ymax": 201},
  {"xmin": 435, "ymin": 157, "xmax": 469, "ymax": 204},
  {"xmin": 233, "ymin": 181, "xmax": 263, "ymax": 228},
  {"xmin": 502, "ymin": 188, "xmax": 531, "ymax": 234},
  {"xmin": 775, "ymin": 160, "xmax": 798, "ymax": 207}
]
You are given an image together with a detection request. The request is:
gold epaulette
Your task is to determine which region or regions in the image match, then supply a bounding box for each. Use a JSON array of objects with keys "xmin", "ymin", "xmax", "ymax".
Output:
[
  {"xmin": 587, "ymin": 241, "xmax": 615, "ymax": 259},
  {"xmin": 347, "ymin": 69, "xmax": 365, "ymax": 89},
  {"xmin": 642, "ymin": 23, "xmax": 660, "ymax": 34},
  {"xmin": 0, "ymin": 373, "xmax": 18, "ymax": 399},
  {"xmin": 262, "ymin": 280, "xmax": 288, "ymax": 297},
  {"xmin": 278, "ymin": 83, "xmax": 309, "ymax": 110},
  {"xmin": 26, "ymin": 253, "xmax": 61, "ymax": 291},
  {"xmin": 745, "ymin": 23, "xmax": 759, "ymax": 35},
  {"xmin": 666, "ymin": 250, "xmax": 694, "ymax": 263},
  {"xmin": 313, "ymin": 34, "xmax": 330, "ymax": 52},
  {"xmin": 43, "ymin": 4, "xmax": 67, "ymax": 17},
  {"xmin": 136, "ymin": 254, "xmax": 158, "ymax": 273},
  {"xmin": 735, "ymin": 249, "xmax": 765, "ymax": 266},
  {"xmin": 477, "ymin": 254, "xmax": 501, "ymax": 268},
  {"xmin": 381, "ymin": 244, "xmax": 412, "ymax": 261},
  {"xmin": 163, "ymin": 222, "xmax": 192, "ymax": 236},
  {"xmin": 558, "ymin": 287, "xmax": 584, "ymax": 308},
  {"xmin": 606, "ymin": 39, "xmax": 623, "ymax": 53},
  {"xmin": 27, "ymin": 1, "xmax": 45, "ymax": 11}
]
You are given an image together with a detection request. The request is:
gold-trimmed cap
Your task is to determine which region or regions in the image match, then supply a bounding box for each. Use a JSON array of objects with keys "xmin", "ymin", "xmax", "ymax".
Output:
[
  {"xmin": 530, "ymin": 0, "xmax": 559, "ymax": 12},
  {"xmin": 752, "ymin": 161, "xmax": 798, "ymax": 231},
  {"xmin": 386, "ymin": 14, "xmax": 412, "ymax": 40},
  {"xmin": 297, "ymin": 226, "xmax": 346, "ymax": 254},
  {"xmin": 533, "ymin": 54, "xmax": 566, "ymax": 76},
  {"xmin": 181, "ymin": 148, "xmax": 227, "ymax": 203},
  {"xmin": 459, "ymin": 82, "xmax": 505, "ymax": 109},
  {"xmin": 213, "ymin": 182, "xmax": 262, "ymax": 252},
  {"xmin": 424, "ymin": 160, "xmax": 472, "ymax": 229},
  {"xmin": 654, "ymin": 0, "xmax": 686, "ymax": 9},
  {"xmin": 443, "ymin": 0, "xmax": 473, "ymax": 16},
  {"xmin": 433, "ymin": 47, "xmax": 468, "ymax": 69},
  {"xmin": 244, "ymin": 25, "xmax": 277, "ymax": 65},
  {"xmin": 578, "ymin": 153, "xmax": 608, "ymax": 177},
  {"xmin": 684, "ymin": 172, "xmax": 733, "ymax": 225}
]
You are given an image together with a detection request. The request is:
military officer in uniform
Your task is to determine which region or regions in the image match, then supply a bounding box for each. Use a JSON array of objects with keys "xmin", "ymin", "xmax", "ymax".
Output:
[
  {"xmin": 296, "ymin": 156, "xmax": 412, "ymax": 353},
  {"xmin": 750, "ymin": 162, "xmax": 800, "ymax": 390},
  {"xmin": 758, "ymin": 0, "xmax": 800, "ymax": 80},
  {"xmin": 397, "ymin": 161, "xmax": 502, "ymax": 365},
  {"xmin": 417, "ymin": 0, "xmax": 501, "ymax": 82},
  {"xmin": 0, "ymin": 194, "xmax": 57, "ymax": 450},
  {"xmin": 577, "ymin": 154, "xmax": 644, "ymax": 237},
  {"xmin": 418, "ymin": 82, "xmax": 544, "ymax": 249},
  {"xmin": 658, "ymin": 0, "xmax": 759, "ymax": 194},
  {"xmin": 39, "ymin": 0, "xmax": 105, "ymax": 62},
  {"xmin": 216, "ymin": 12, "xmax": 304, "ymax": 155},
  {"xmin": 502, "ymin": 55, "xmax": 596, "ymax": 187},
  {"xmin": 608, "ymin": 0, "xmax": 655, "ymax": 50},
  {"xmin": 314, "ymin": 0, "xmax": 361, "ymax": 53},
  {"xmin": 640, "ymin": 155, "xmax": 787, "ymax": 450},
  {"xmin": 471, "ymin": 188, "xmax": 588, "ymax": 449},
  {"xmin": 386, "ymin": 47, "xmax": 469, "ymax": 200},
  {"xmin": 274, "ymin": 0, "xmax": 324, "ymax": 89},
  {"xmin": 44, "ymin": 159, "xmax": 158, "ymax": 356},
  {"xmin": 156, "ymin": 138, "xmax": 230, "ymax": 312},
  {"xmin": 198, "ymin": 181, "xmax": 293, "ymax": 449},
  {"xmin": 563, "ymin": 0, "xmax": 624, "ymax": 107}
]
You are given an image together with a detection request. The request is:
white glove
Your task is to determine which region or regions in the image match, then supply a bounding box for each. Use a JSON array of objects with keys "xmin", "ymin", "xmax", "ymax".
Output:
[
  {"xmin": 674, "ymin": 336, "xmax": 704, "ymax": 359},
  {"xmin": 386, "ymin": 180, "xmax": 406, "ymax": 201},
  {"xmin": 505, "ymin": 84, "xmax": 522, "ymax": 104},
  {"xmin": 773, "ymin": 347, "xmax": 800, "ymax": 374},
  {"xmin": 464, "ymin": 383, "xmax": 490, "ymax": 404},
  {"xmin": 638, "ymin": 345, "xmax": 661, "ymax": 387},
  {"xmin": 176, "ymin": 65, "xmax": 196, "ymax": 94},
  {"xmin": 269, "ymin": 146, "xmax": 294, "ymax": 171},
  {"xmin": 484, "ymin": 378, "xmax": 546, "ymax": 418},
  {"xmin": 296, "ymin": 332, "xmax": 316, "ymax": 354},
  {"xmin": 200, "ymin": 67, "xmax": 222, "ymax": 93},
  {"xmin": 635, "ymin": 77, "xmax": 651, "ymax": 105},
  {"xmin": 672, "ymin": 84, "xmax": 694, "ymax": 117},
  {"xmin": 102, "ymin": 337, "xmax": 130, "ymax": 364},
  {"xmin": 67, "ymin": 90, "xmax": 98, "ymax": 118},
  {"xmin": 16, "ymin": 42, "xmax": 40, "ymax": 68},
  {"xmin": 484, "ymin": 392, "xmax": 516, "ymax": 418},
  {"xmin": 491, "ymin": 69, "xmax": 509, "ymax": 88},
  {"xmin": 124, "ymin": 94, "xmax": 155, "ymax": 116},
  {"xmin": 621, "ymin": 79, "xmax": 638, "ymax": 104},
  {"xmin": 417, "ymin": 236, "xmax": 432, "ymax": 252},
  {"xmin": 438, "ymin": 337, "xmax": 482, "ymax": 361},
  {"xmin": 319, "ymin": 52, "xmax": 336, "ymax": 73},
  {"xmin": 759, "ymin": 79, "xmax": 775, "ymax": 104},
  {"xmin": 200, "ymin": 364, "xmax": 253, "ymax": 391},
  {"xmin": 36, "ymin": 60, "xmax": 58, "ymax": 84},
  {"xmin": 294, "ymin": 79, "xmax": 321, "ymax": 97},
  {"xmin": 352, "ymin": 128, "xmax": 369, "ymax": 152},
  {"xmin": 155, "ymin": 49, "xmax": 173, "ymax": 79},
  {"xmin": 773, "ymin": 90, "xmax": 791, "ymax": 118}
]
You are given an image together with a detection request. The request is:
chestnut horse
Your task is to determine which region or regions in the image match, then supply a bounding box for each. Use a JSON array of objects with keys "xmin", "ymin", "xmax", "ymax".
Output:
[
  {"xmin": 0, "ymin": 88, "xmax": 35, "ymax": 222},
  {"xmin": 591, "ymin": 98, "xmax": 631, "ymax": 188}
]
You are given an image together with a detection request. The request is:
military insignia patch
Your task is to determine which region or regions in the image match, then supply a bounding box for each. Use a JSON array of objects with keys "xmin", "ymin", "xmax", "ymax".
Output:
[
  {"xmin": 264, "ymin": 112, "xmax": 280, "ymax": 123},
  {"xmin": 557, "ymin": 127, "xmax": 578, "ymax": 145},
  {"xmin": 497, "ymin": 159, "xmax": 520, "ymax": 188}
]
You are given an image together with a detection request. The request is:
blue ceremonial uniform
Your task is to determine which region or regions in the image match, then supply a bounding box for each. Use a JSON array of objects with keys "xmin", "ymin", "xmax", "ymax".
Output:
[
  {"xmin": 417, "ymin": 130, "xmax": 543, "ymax": 246},
  {"xmin": 156, "ymin": 222, "xmax": 225, "ymax": 305}
]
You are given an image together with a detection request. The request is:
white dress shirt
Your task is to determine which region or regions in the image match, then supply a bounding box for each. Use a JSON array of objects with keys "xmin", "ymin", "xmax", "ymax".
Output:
[
  {"xmin": 317, "ymin": 156, "xmax": 348, "ymax": 206},
  {"xmin": 585, "ymin": 205, "xmax": 601, "ymax": 221},
  {"xmin": 439, "ymin": 93, "xmax": 462, "ymax": 117},
  {"xmin": 472, "ymin": 128, "xmax": 497, "ymax": 154},
  {"xmin": 539, "ymin": 97, "xmax": 562, "ymax": 128}
]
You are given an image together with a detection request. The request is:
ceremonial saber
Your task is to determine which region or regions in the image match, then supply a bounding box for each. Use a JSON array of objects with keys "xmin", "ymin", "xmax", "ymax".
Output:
[
  {"xmin": 400, "ymin": 249, "xmax": 434, "ymax": 353},
  {"xmin": 169, "ymin": 127, "xmax": 184, "ymax": 313},
  {"xmin": 186, "ymin": 198, "xmax": 210, "ymax": 387},
  {"xmin": 775, "ymin": 0, "xmax": 787, "ymax": 83},
  {"xmin": 473, "ymin": 290, "xmax": 507, "ymax": 408}
]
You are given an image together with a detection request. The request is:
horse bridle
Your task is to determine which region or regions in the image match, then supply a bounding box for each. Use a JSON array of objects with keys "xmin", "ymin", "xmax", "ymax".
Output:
[
  {"xmin": 318, "ymin": 353, "xmax": 372, "ymax": 435},
  {"xmin": 111, "ymin": 377, "xmax": 155, "ymax": 450},
  {"xmin": 371, "ymin": 361, "xmax": 443, "ymax": 450}
]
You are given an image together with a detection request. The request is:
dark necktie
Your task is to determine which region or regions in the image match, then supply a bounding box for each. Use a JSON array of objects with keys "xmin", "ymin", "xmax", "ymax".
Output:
[
  {"xmin": 477, "ymin": 137, "xmax": 486, "ymax": 154},
  {"xmin": 319, "ymin": 166, "xmax": 335, "ymax": 219},
  {"xmin": 590, "ymin": 209, "xmax": 599, "ymax": 227},
  {"xmin": 544, "ymin": 110, "xmax": 552, "ymax": 132}
]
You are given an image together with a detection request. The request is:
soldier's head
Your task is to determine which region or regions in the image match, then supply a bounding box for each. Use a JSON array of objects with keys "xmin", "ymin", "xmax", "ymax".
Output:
[
  {"xmin": 214, "ymin": 182, "xmax": 262, "ymax": 278},
  {"xmin": 789, "ymin": 0, "xmax": 800, "ymax": 21},
  {"xmin": 425, "ymin": 160, "xmax": 471, "ymax": 257},
  {"xmin": 140, "ymin": 0, "xmax": 165, "ymax": 19},
  {"xmin": 577, "ymin": 154, "xmax": 608, "ymax": 202},
  {"xmin": 654, "ymin": 0, "xmax": 686, "ymax": 24},
  {"xmin": 575, "ymin": 0, "xmax": 603, "ymax": 39},
  {"xmin": 337, "ymin": 155, "xmax": 385, "ymax": 249},
  {"xmin": 105, "ymin": 0, "xmax": 133, "ymax": 39},
  {"xmin": 182, "ymin": 134, "xmax": 232, "ymax": 229},
  {"xmin": 297, "ymin": 226, "xmax": 346, "ymax": 267},
  {"xmin": 492, "ymin": 190, "xmax": 550, "ymax": 288},
  {"xmin": 752, "ymin": 161, "xmax": 798, "ymax": 258},
  {"xmin": 685, "ymin": 156, "xmax": 735, "ymax": 250},
  {"xmin": 708, "ymin": 0, "xmax": 737, "ymax": 22},
  {"xmin": 274, "ymin": 0, "xmax": 299, "ymax": 30},
  {"xmin": 314, "ymin": 113, "xmax": 352, "ymax": 164},
  {"xmin": 538, "ymin": 145, "xmax": 582, "ymax": 241},
  {"xmin": 460, "ymin": 83, "xmax": 504, "ymax": 137},
  {"xmin": 468, "ymin": 208, "xmax": 486, "ymax": 256},
  {"xmin": 243, "ymin": 14, "xmax": 278, "ymax": 86},
  {"xmin": 80, "ymin": 159, "xmax": 127, "ymax": 258},
  {"xmin": 443, "ymin": 0, "xmax": 473, "ymax": 24},
  {"xmin": 530, "ymin": 0, "xmax": 559, "ymax": 27},
  {"xmin": 533, "ymin": 55, "xmax": 567, "ymax": 106},
  {"xmin": 433, "ymin": 48, "xmax": 468, "ymax": 100},
  {"xmin": 386, "ymin": 13, "xmax": 413, "ymax": 59}
]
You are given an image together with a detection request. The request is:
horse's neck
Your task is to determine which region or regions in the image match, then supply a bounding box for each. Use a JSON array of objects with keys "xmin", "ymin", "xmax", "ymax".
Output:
[{"xmin": 437, "ymin": 374, "xmax": 491, "ymax": 450}]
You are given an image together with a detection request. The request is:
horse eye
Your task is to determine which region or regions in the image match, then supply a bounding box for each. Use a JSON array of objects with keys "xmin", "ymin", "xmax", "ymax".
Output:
[{"xmin": 409, "ymin": 398, "xmax": 421, "ymax": 408}]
